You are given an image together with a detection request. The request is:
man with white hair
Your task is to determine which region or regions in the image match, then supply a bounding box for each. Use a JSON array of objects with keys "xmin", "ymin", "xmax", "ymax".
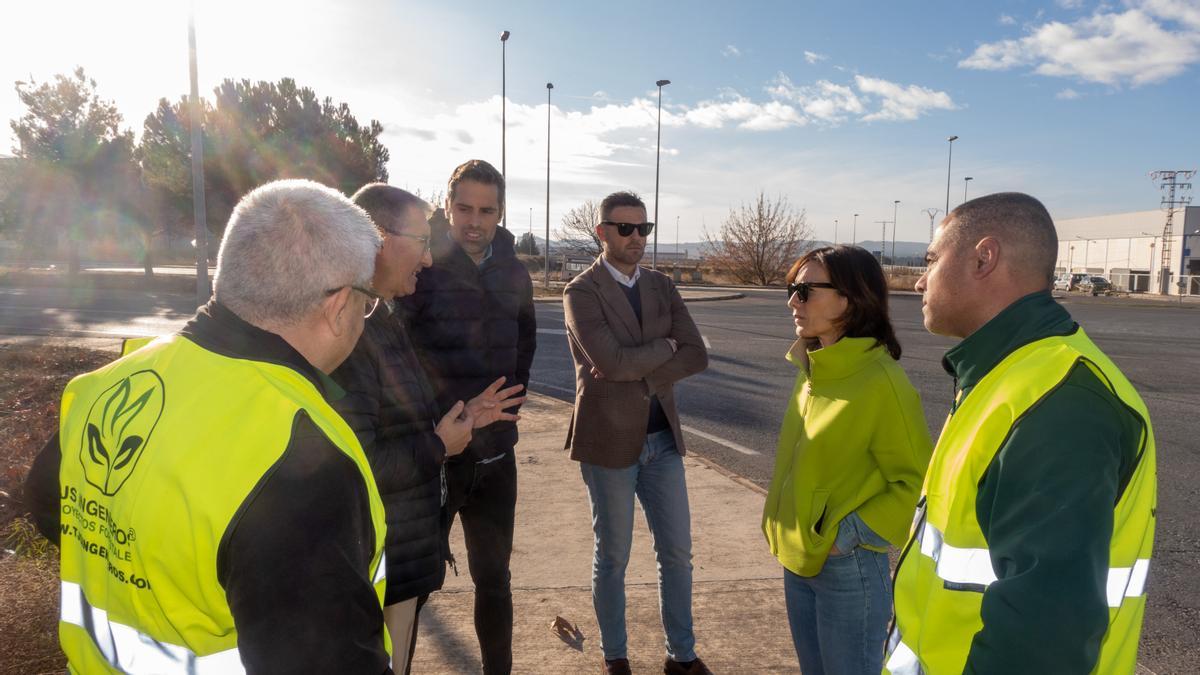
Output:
[{"xmin": 26, "ymin": 179, "xmax": 395, "ymax": 673}]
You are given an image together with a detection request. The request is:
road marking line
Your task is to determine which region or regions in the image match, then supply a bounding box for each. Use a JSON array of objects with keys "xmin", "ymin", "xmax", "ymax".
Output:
[
  {"xmin": 702, "ymin": 335, "xmax": 711, "ymax": 349},
  {"xmin": 681, "ymin": 425, "xmax": 760, "ymax": 455},
  {"xmin": 537, "ymin": 328, "xmax": 568, "ymax": 335}
]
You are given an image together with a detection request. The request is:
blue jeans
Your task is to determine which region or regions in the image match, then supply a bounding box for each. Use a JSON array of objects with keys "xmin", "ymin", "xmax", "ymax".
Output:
[
  {"xmin": 783, "ymin": 512, "xmax": 891, "ymax": 675},
  {"xmin": 579, "ymin": 429, "xmax": 696, "ymax": 662}
]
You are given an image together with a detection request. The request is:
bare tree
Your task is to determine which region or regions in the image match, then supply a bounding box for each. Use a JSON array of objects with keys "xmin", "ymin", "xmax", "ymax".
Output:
[
  {"xmin": 556, "ymin": 200, "xmax": 602, "ymax": 258},
  {"xmin": 703, "ymin": 192, "xmax": 812, "ymax": 285}
]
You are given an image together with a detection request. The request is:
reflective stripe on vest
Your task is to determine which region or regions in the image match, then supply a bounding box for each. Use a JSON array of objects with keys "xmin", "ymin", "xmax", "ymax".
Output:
[
  {"xmin": 374, "ymin": 552, "xmax": 387, "ymax": 585},
  {"xmin": 916, "ymin": 520, "xmax": 1150, "ymax": 607},
  {"xmin": 885, "ymin": 629, "xmax": 925, "ymax": 675},
  {"xmin": 61, "ymin": 581, "xmax": 244, "ymax": 675}
]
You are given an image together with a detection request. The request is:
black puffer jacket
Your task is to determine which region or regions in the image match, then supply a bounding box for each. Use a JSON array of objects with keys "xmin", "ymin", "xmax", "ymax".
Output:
[
  {"xmin": 398, "ymin": 224, "xmax": 536, "ymax": 461},
  {"xmin": 331, "ymin": 305, "xmax": 447, "ymax": 605}
]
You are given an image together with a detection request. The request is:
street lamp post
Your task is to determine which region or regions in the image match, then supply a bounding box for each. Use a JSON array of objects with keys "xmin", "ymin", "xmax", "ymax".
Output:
[
  {"xmin": 500, "ymin": 30, "xmax": 510, "ymax": 229},
  {"xmin": 852, "ymin": 213, "xmax": 859, "ymax": 245},
  {"xmin": 544, "ymin": 82, "xmax": 553, "ymax": 289},
  {"xmin": 963, "ymin": 176, "xmax": 973, "ymax": 203},
  {"xmin": 1076, "ymin": 235, "xmax": 1091, "ymax": 272},
  {"xmin": 653, "ymin": 79, "xmax": 670, "ymax": 269},
  {"xmin": 945, "ymin": 135, "xmax": 958, "ymax": 216},
  {"xmin": 187, "ymin": 7, "xmax": 209, "ymax": 306},
  {"xmin": 833, "ymin": 219, "xmax": 838, "ymax": 245},
  {"xmin": 892, "ymin": 200, "xmax": 900, "ymax": 264}
]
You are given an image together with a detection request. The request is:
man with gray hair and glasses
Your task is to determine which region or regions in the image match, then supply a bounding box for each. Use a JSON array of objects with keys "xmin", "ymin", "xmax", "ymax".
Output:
[{"xmin": 27, "ymin": 179, "xmax": 396, "ymax": 673}]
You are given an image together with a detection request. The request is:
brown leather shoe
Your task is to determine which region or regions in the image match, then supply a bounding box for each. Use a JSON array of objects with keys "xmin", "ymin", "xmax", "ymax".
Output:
[
  {"xmin": 663, "ymin": 656, "xmax": 713, "ymax": 675},
  {"xmin": 604, "ymin": 657, "xmax": 632, "ymax": 674}
]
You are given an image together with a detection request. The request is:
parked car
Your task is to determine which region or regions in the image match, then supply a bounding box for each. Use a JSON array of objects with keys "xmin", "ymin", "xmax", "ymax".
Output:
[
  {"xmin": 1078, "ymin": 276, "xmax": 1112, "ymax": 296},
  {"xmin": 1054, "ymin": 273, "xmax": 1087, "ymax": 291}
]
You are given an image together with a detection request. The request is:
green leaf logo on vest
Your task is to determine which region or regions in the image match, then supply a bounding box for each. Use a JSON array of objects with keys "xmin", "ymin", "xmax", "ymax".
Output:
[{"xmin": 79, "ymin": 370, "xmax": 165, "ymax": 496}]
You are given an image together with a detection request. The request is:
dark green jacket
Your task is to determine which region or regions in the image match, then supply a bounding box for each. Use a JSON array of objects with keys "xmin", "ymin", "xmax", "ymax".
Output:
[{"xmin": 943, "ymin": 291, "xmax": 1143, "ymax": 674}]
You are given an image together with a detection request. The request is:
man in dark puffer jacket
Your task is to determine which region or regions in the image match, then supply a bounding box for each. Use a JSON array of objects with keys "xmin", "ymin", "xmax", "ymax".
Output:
[
  {"xmin": 397, "ymin": 160, "xmax": 536, "ymax": 675},
  {"xmin": 333, "ymin": 184, "xmax": 525, "ymax": 674}
]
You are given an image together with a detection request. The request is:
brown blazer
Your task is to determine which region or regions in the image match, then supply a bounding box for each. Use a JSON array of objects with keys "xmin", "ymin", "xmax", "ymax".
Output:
[{"xmin": 562, "ymin": 258, "xmax": 708, "ymax": 468}]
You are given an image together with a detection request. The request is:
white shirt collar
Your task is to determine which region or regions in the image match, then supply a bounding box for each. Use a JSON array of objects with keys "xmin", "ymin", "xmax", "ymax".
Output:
[{"xmin": 600, "ymin": 256, "xmax": 641, "ymax": 288}]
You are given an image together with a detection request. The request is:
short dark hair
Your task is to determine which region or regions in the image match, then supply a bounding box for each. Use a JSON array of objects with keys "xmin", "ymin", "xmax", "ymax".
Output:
[
  {"xmin": 447, "ymin": 159, "xmax": 505, "ymax": 214},
  {"xmin": 350, "ymin": 183, "xmax": 430, "ymax": 235},
  {"xmin": 599, "ymin": 191, "xmax": 646, "ymax": 222},
  {"xmin": 787, "ymin": 245, "xmax": 902, "ymax": 360},
  {"xmin": 946, "ymin": 192, "xmax": 1058, "ymax": 286}
]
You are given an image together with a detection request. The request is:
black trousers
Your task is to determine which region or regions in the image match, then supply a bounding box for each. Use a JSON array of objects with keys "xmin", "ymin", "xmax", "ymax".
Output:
[{"xmin": 443, "ymin": 450, "xmax": 517, "ymax": 675}]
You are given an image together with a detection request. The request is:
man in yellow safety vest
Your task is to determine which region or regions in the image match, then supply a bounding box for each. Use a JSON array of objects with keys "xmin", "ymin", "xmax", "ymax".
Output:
[
  {"xmin": 26, "ymin": 179, "xmax": 394, "ymax": 673},
  {"xmin": 886, "ymin": 192, "xmax": 1156, "ymax": 674}
]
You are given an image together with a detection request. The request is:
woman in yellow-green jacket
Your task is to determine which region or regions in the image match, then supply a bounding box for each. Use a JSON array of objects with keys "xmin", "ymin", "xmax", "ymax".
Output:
[{"xmin": 762, "ymin": 245, "xmax": 933, "ymax": 675}]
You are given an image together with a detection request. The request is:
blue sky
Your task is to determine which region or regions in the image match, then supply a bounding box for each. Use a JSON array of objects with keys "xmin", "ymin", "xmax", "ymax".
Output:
[{"xmin": 3, "ymin": 0, "xmax": 1199, "ymax": 245}]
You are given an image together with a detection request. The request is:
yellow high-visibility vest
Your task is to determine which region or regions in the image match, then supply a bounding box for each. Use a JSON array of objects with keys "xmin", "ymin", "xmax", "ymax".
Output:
[
  {"xmin": 886, "ymin": 329, "xmax": 1156, "ymax": 675},
  {"xmin": 57, "ymin": 334, "xmax": 388, "ymax": 673}
]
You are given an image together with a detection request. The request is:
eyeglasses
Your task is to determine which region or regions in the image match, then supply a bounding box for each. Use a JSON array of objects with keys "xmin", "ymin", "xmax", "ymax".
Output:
[
  {"xmin": 600, "ymin": 221, "xmax": 655, "ymax": 237},
  {"xmin": 390, "ymin": 231, "xmax": 432, "ymax": 253},
  {"xmin": 787, "ymin": 281, "xmax": 837, "ymax": 303},
  {"xmin": 326, "ymin": 285, "xmax": 385, "ymax": 318}
]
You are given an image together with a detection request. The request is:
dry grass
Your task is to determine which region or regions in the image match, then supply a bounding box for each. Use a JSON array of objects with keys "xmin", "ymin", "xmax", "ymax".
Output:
[
  {"xmin": 0, "ymin": 343, "xmax": 114, "ymax": 674},
  {"xmin": 0, "ymin": 344, "xmax": 113, "ymax": 530}
]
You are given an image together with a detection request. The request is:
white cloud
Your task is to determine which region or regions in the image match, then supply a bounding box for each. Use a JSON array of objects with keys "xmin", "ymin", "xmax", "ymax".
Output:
[
  {"xmin": 854, "ymin": 76, "xmax": 959, "ymax": 121},
  {"xmin": 1056, "ymin": 87, "xmax": 1083, "ymax": 99},
  {"xmin": 684, "ymin": 96, "xmax": 807, "ymax": 131},
  {"xmin": 767, "ymin": 74, "xmax": 864, "ymax": 122},
  {"xmin": 804, "ymin": 50, "xmax": 829, "ymax": 64},
  {"xmin": 960, "ymin": 0, "xmax": 1200, "ymax": 86},
  {"xmin": 722, "ymin": 44, "xmax": 742, "ymax": 58},
  {"xmin": 999, "ymin": 14, "xmax": 1018, "ymax": 25},
  {"xmin": 1058, "ymin": 0, "xmax": 1086, "ymax": 9}
]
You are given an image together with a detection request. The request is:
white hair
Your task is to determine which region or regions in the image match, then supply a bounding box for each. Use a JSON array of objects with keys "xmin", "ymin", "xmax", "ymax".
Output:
[{"xmin": 214, "ymin": 179, "xmax": 382, "ymax": 328}]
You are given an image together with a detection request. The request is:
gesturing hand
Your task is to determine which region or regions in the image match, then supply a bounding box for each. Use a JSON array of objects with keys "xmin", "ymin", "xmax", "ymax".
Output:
[
  {"xmin": 435, "ymin": 401, "xmax": 474, "ymax": 457},
  {"xmin": 465, "ymin": 377, "xmax": 526, "ymax": 429}
]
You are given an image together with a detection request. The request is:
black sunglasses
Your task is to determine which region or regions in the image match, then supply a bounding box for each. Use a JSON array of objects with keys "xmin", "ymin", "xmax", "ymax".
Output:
[
  {"xmin": 787, "ymin": 281, "xmax": 837, "ymax": 303},
  {"xmin": 600, "ymin": 221, "xmax": 655, "ymax": 237}
]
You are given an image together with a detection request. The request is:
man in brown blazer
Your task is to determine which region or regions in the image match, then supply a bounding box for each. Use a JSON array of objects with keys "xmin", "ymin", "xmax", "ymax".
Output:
[{"xmin": 563, "ymin": 191, "xmax": 710, "ymax": 675}]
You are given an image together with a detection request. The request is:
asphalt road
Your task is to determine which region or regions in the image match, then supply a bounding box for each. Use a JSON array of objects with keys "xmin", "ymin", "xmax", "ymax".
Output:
[{"xmin": 1, "ymin": 284, "xmax": 1196, "ymax": 672}]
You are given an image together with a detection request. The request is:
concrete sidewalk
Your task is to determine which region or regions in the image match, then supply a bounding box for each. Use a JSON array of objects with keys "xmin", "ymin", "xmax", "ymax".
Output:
[{"xmin": 411, "ymin": 393, "xmax": 797, "ymax": 674}]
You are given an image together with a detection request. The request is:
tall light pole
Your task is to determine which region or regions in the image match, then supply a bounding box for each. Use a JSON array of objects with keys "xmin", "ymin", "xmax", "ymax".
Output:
[
  {"xmin": 187, "ymin": 4, "xmax": 209, "ymax": 306},
  {"xmin": 852, "ymin": 213, "xmax": 859, "ymax": 245},
  {"xmin": 1076, "ymin": 235, "xmax": 1091, "ymax": 271},
  {"xmin": 945, "ymin": 135, "xmax": 958, "ymax": 217},
  {"xmin": 963, "ymin": 176, "xmax": 973, "ymax": 203},
  {"xmin": 500, "ymin": 30, "xmax": 510, "ymax": 229},
  {"xmin": 833, "ymin": 219, "xmax": 839, "ymax": 245},
  {"xmin": 675, "ymin": 215, "xmax": 680, "ymax": 252},
  {"xmin": 652, "ymin": 79, "xmax": 670, "ymax": 269},
  {"xmin": 544, "ymin": 82, "xmax": 553, "ymax": 289},
  {"xmin": 892, "ymin": 200, "xmax": 900, "ymax": 264},
  {"xmin": 528, "ymin": 207, "xmax": 532, "ymax": 252}
]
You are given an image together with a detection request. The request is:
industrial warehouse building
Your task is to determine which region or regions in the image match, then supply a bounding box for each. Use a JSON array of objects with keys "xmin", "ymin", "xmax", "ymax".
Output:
[{"xmin": 1055, "ymin": 206, "xmax": 1199, "ymax": 296}]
